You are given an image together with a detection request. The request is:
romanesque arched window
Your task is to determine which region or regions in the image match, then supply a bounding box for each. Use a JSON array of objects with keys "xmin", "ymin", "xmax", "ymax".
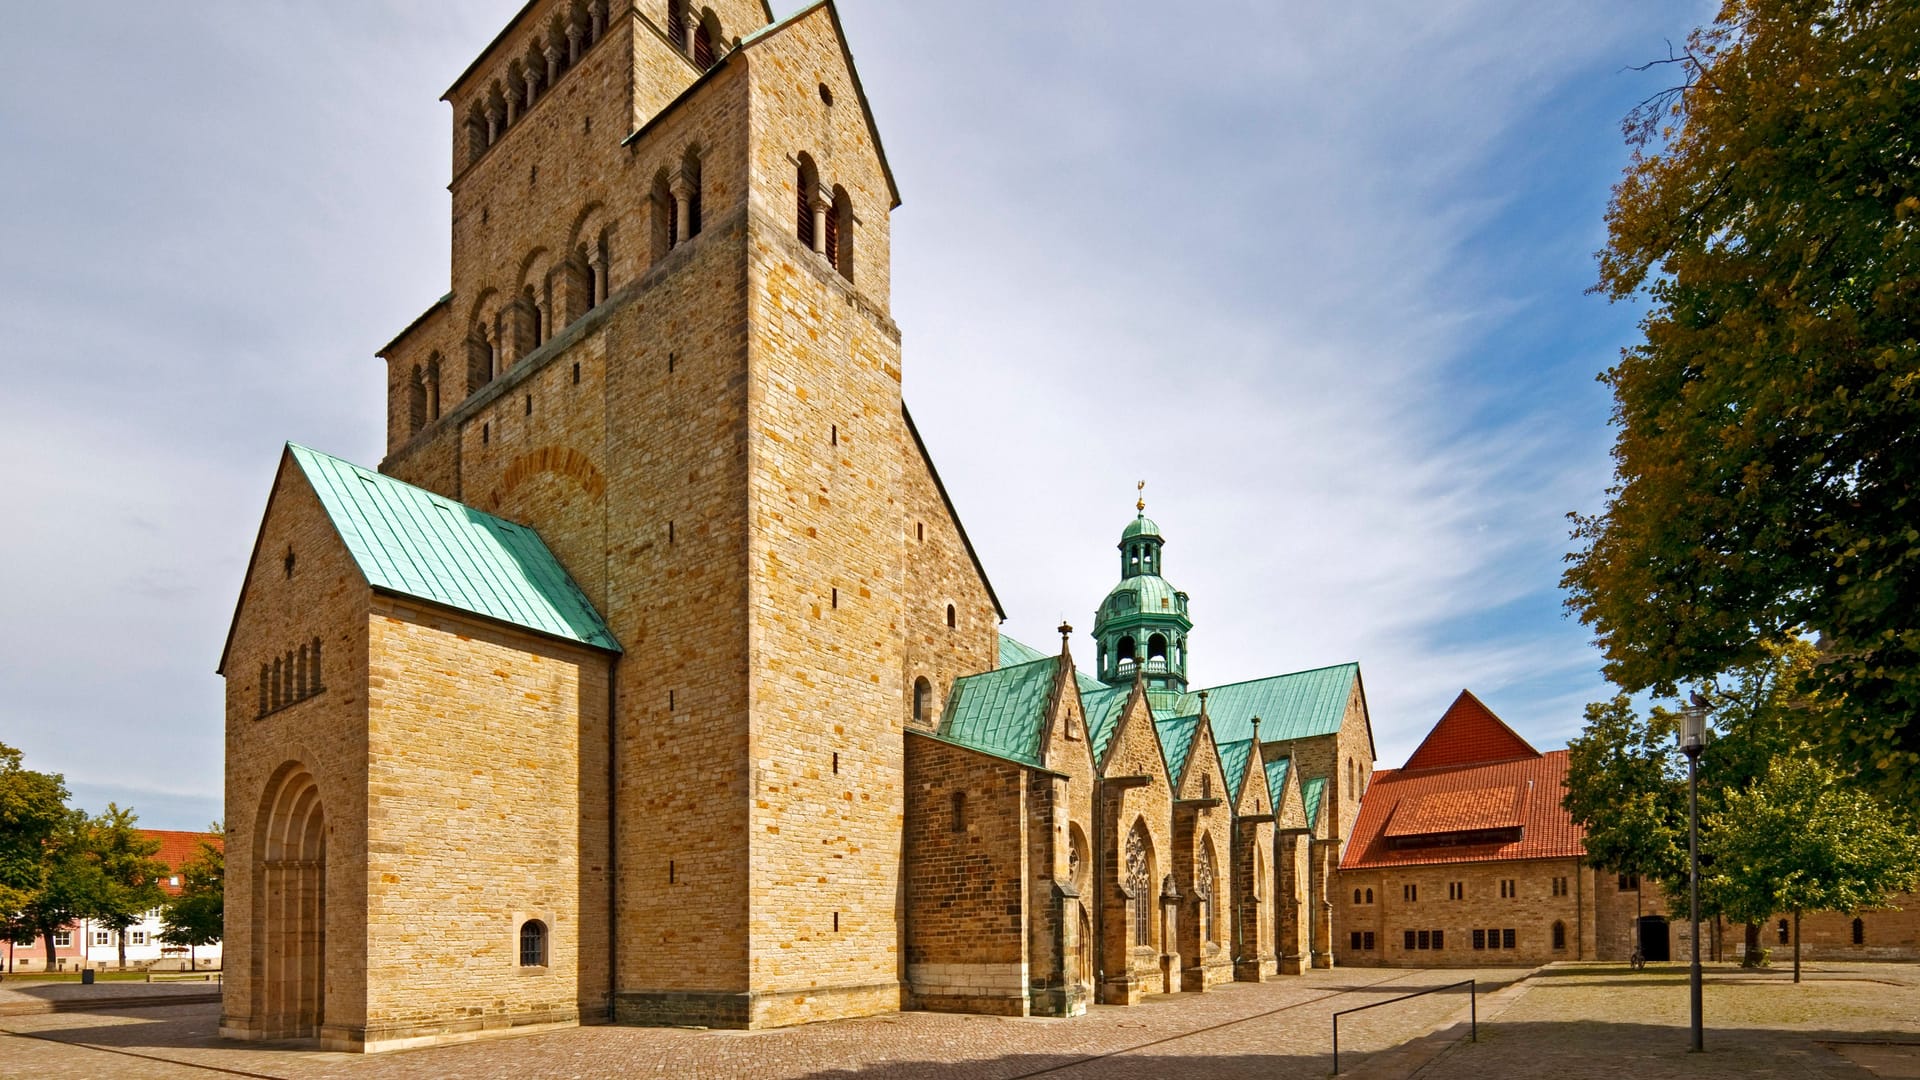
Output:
[
  {"xmin": 796, "ymin": 154, "xmax": 819, "ymax": 251},
  {"xmin": 1126, "ymin": 820, "xmax": 1153, "ymax": 948},
  {"xmin": 519, "ymin": 919, "xmax": 548, "ymax": 967},
  {"xmin": 694, "ymin": 9, "xmax": 719, "ymax": 70},
  {"xmin": 426, "ymin": 354, "xmax": 442, "ymax": 421},
  {"xmin": 1366, "ymin": 888, "xmax": 1374, "ymax": 903},
  {"xmin": 946, "ymin": 604, "xmax": 956, "ymax": 629},
  {"xmin": 830, "ymin": 185, "xmax": 853, "ymax": 282},
  {"xmin": 668, "ymin": 0, "xmax": 689, "ymax": 52},
  {"xmin": 912, "ymin": 676, "xmax": 932, "ymax": 725},
  {"xmin": 408, "ymin": 365, "xmax": 428, "ymax": 435}
]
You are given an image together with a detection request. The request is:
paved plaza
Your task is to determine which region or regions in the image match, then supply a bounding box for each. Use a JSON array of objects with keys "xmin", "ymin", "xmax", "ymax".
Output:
[{"xmin": 1, "ymin": 962, "xmax": 1915, "ymax": 1079}]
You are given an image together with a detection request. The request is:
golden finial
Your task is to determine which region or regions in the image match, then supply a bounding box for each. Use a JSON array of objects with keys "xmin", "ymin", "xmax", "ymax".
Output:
[{"xmin": 1136, "ymin": 480, "xmax": 1146, "ymax": 513}]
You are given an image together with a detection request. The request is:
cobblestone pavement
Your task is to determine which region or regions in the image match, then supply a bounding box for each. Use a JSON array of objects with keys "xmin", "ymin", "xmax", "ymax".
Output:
[
  {"xmin": 1412, "ymin": 961, "xmax": 1920, "ymax": 1080},
  {"xmin": 0, "ymin": 966, "xmax": 1524, "ymax": 1079}
]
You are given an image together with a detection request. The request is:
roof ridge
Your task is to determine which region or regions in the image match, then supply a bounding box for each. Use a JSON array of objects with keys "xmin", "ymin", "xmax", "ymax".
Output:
[{"xmin": 1195, "ymin": 661, "xmax": 1359, "ymax": 694}]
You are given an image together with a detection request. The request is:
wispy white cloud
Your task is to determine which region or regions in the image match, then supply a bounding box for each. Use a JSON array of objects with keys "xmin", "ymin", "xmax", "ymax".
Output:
[{"xmin": 0, "ymin": 1, "xmax": 1705, "ymax": 825}]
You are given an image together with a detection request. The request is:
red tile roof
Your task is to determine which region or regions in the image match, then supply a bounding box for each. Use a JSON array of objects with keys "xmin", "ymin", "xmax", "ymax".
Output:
[
  {"xmin": 1401, "ymin": 689, "xmax": 1540, "ymax": 772},
  {"xmin": 1343, "ymin": 692, "xmax": 1582, "ymax": 870},
  {"xmin": 141, "ymin": 830, "xmax": 221, "ymax": 896},
  {"xmin": 1342, "ymin": 750, "xmax": 1584, "ymax": 869}
]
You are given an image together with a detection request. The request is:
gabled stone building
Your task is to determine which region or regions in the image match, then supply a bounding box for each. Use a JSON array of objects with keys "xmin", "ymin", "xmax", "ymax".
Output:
[{"xmin": 220, "ymin": 0, "xmax": 1378, "ymax": 1051}]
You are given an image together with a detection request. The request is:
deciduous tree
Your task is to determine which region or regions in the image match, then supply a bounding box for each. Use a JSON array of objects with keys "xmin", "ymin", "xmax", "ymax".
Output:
[
  {"xmin": 1565, "ymin": 0, "xmax": 1920, "ymax": 803},
  {"xmin": 158, "ymin": 826, "xmax": 223, "ymax": 971}
]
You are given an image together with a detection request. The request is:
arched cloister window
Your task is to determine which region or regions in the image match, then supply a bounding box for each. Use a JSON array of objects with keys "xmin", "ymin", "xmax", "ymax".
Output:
[
  {"xmin": 426, "ymin": 354, "xmax": 442, "ymax": 421},
  {"xmin": 1126, "ymin": 820, "xmax": 1153, "ymax": 948},
  {"xmin": 796, "ymin": 154, "xmax": 819, "ymax": 251},
  {"xmin": 270, "ymin": 656, "xmax": 282, "ymax": 711},
  {"xmin": 407, "ymin": 365, "xmax": 427, "ymax": 435},
  {"xmin": 310, "ymin": 636, "xmax": 324, "ymax": 692},
  {"xmin": 258, "ymin": 665, "xmax": 270, "ymax": 718},
  {"xmin": 465, "ymin": 105, "xmax": 489, "ymax": 164},
  {"xmin": 1365, "ymin": 888, "xmax": 1374, "ymax": 903},
  {"xmin": 1552, "ymin": 920, "xmax": 1567, "ymax": 951},
  {"xmin": 912, "ymin": 676, "xmax": 932, "ymax": 725},
  {"xmin": 1148, "ymin": 633, "xmax": 1168, "ymax": 663},
  {"xmin": 467, "ymin": 321, "xmax": 496, "ymax": 394},
  {"xmin": 1354, "ymin": 888, "xmax": 1363, "ymax": 904},
  {"xmin": 295, "ymin": 644, "xmax": 309, "ymax": 698},
  {"xmin": 694, "ymin": 9, "xmax": 719, "ymax": 70},
  {"xmin": 519, "ymin": 919, "xmax": 549, "ymax": 966},
  {"xmin": 667, "ymin": 0, "xmax": 689, "ymax": 51},
  {"xmin": 829, "ymin": 185, "xmax": 853, "ymax": 282}
]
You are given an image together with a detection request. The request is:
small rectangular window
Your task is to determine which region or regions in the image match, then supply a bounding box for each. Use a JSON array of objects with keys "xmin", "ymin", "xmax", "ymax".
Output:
[
  {"xmin": 1473, "ymin": 929, "xmax": 1486, "ymax": 950},
  {"xmin": 1351, "ymin": 931, "xmax": 1362, "ymax": 950},
  {"xmin": 1403, "ymin": 883, "xmax": 1417, "ymax": 902},
  {"xmin": 1502, "ymin": 928, "xmax": 1515, "ymax": 949},
  {"xmin": 572, "ymin": 362, "xmax": 581, "ymax": 384},
  {"xmin": 1403, "ymin": 930, "xmax": 1416, "ymax": 951},
  {"xmin": 53, "ymin": 931, "xmax": 71, "ymax": 947},
  {"xmin": 1449, "ymin": 882, "xmax": 1464, "ymax": 900},
  {"xmin": 1432, "ymin": 929, "xmax": 1444, "ymax": 950},
  {"xmin": 1362, "ymin": 931, "xmax": 1375, "ymax": 950},
  {"xmin": 1417, "ymin": 930, "xmax": 1430, "ymax": 950}
]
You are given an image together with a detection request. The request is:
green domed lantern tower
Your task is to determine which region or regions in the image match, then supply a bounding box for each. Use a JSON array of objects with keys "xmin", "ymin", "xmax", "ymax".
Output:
[{"xmin": 1093, "ymin": 484, "xmax": 1192, "ymax": 700}]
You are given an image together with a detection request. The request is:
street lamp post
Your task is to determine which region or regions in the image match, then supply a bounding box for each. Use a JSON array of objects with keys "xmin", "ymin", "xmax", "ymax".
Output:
[{"xmin": 1678, "ymin": 695, "xmax": 1710, "ymax": 1053}]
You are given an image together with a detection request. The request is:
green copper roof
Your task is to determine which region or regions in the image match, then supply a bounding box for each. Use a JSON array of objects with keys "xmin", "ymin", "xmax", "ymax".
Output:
[
  {"xmin": 998, "ymin": 633, "xmax": 1050, "ymax": 668},
  {"xmin": 1121, "ymin": 514, "xmax": 1162, "ymax": 541},
  {"xmin": 1218, "ymin": 738, "xmax": 1253, "ymax": 804},
  {"xmin": 289, "ymin": 444, "xmax": 619, "ymax": 652},
  {"xmin": 1265, "ymin": 756, "xmax": 1292, "ymax": 811},
  {"xmin": 1179, "ymin": 663, "xmax": 1358, "ymax": 745},
  {"xmin": 1301, "ymin": 776, "xmax": 1327, "ymax": 830},
  {"xmin": 1095, "ymin": 574, "xmax": 1189, "ymax": 627},
  {"xmin": 1154, "ymin": 715, "xmax": 1200, "ymax": 787},
  {"xmin": 937, "ymin": 657, "xmax": 1058, "ymax": 768},
  {"xmin": 1082, "ymin": 685, "xmax": 1131, "ymax": 765}
]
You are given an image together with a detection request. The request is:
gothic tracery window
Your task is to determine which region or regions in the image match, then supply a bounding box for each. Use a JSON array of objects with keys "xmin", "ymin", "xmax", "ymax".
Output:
[{"xmin": 1126, "ymin": 822, "xmax": 1151, "ymax": 948}]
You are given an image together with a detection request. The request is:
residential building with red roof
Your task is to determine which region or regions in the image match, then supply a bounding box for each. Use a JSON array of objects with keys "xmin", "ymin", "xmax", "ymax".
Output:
[
  {"xmin": 1334, "ymin": 691, "xmax": 1672, "ymax": 967},
  {"xmin": 6, "ymin": 828, "xmax": 222, "ymax": 974}
]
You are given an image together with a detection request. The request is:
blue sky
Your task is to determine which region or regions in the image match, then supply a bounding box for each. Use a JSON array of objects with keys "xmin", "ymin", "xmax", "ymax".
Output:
[{"xmin": 0, "ymin": 1, "xmax": 1711, "ymax": 830}]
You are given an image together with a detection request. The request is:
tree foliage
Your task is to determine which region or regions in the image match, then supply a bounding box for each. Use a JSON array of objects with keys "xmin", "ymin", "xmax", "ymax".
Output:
[
  {"xmin": 158, "ymin": 826, "xmax": 224, "ymax": 964},
  {"xmin": 0, "ymin": 742, "xmax": 68, "ymax": 926},
  {"xmin": 1704, "ymin": 755, "xmax": 1920, "ymax": 978},
  {"xmin": 82, "ymin": 804, "xmax": 166, "ymax": 969},
  {"xmin": 1562, "ymin": 695, "xmax": 1687, "ymax": 885},
  {"xmin": 1564, "ymin": 0, "xmax": 1920, "ymax": 802}
]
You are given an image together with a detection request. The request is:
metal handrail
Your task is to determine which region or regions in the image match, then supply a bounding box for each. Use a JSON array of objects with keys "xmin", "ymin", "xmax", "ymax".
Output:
[{"xmin": 1331, "ymin": 978, "xmax": 1476, "ymax": 1075}]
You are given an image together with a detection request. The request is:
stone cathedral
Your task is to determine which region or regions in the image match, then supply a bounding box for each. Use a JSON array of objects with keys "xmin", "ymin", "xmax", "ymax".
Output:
[{"xmin": 219, "ymin": 1, "xmax": 1374, "ymax": 1051}]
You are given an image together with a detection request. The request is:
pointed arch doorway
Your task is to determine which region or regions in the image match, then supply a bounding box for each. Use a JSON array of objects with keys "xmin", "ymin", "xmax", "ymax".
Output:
[{"xmin": 255, "ymin": 764, "xmax": 327, "ymax": 1039}]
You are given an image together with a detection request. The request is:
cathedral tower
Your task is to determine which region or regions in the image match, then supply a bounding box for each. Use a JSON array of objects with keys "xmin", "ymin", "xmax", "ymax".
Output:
[{"xmin": 222, "ymin": 0, "xmax": 1002, "ymax": 1046}]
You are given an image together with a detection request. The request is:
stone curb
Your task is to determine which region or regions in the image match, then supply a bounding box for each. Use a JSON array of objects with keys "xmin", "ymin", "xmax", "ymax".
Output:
[
  {"xmin": 0, "ymin": 991, "xmax": 223, "ymax": 1017},
  {"xmin": 1335, "ymin": 966, "xmax": 1545, "ymax": 1080}
]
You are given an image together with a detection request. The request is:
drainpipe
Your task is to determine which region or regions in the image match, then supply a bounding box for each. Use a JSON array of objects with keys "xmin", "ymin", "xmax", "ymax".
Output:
[{"xmin": 607, "ymin": 667, "xmax": 618, "ymax": 1021}]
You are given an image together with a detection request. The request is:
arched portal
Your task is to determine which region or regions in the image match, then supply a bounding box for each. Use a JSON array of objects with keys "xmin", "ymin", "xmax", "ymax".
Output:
[{"xmin": 254, "ymin": 763, "xmax": 327, "ymax": 1039}]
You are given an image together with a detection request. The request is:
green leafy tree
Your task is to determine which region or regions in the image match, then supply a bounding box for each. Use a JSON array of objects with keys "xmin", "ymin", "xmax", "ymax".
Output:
[
  {"xmin": 158, "ymin": 826, "xmax": 224, "ymax": 970},
  {"xmin": 1562, "ymin": 695, "xmax": 1687, "ymax": 907},
  {"xmin": 0, "ymin": 743, "xmax": 69, "ymax": 976},
  {"xmin": 1705, "ymin": 755, "xmax": 1920, "ymax": 981},
  {"xmin": 21, "ymin": 810, "xmax": 99, "ymax": 971},
  {"xmin": 82, "ymin": 805, "xmax": 166, "ymax": 970},
  {"xmin": 1564, "ymin": 643, "xmax": 1827, "ymax": 964},
  {"xmin": 1564, "ymin": 0, "xmax": 1920, "ymax": 803}
]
